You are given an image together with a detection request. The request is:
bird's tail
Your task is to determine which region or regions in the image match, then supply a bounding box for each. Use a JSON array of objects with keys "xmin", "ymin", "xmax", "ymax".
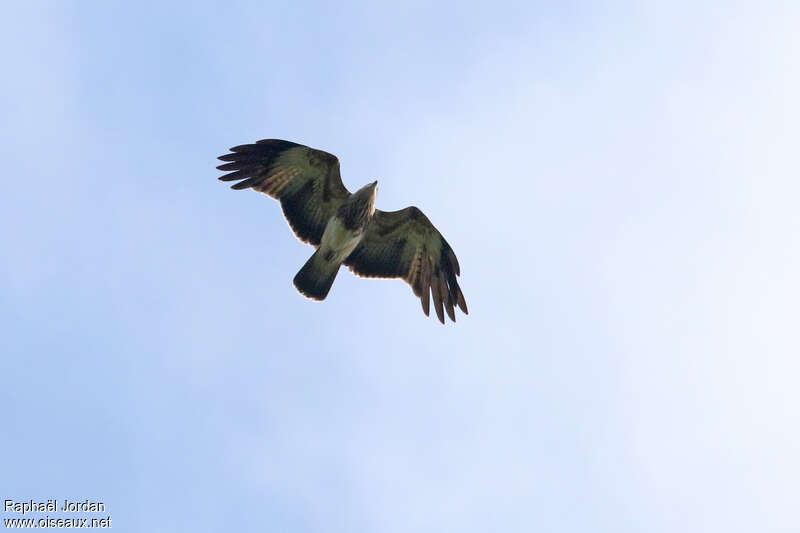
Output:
[{"xmin": 293, "ymin": 249, "xmax": 340, "ymax": 301}]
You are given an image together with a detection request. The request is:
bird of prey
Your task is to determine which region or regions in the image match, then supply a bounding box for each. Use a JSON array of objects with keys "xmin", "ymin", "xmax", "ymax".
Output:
[{"xmin": 216, "ymin": 139, "xmax": 468, "ymax": 324}]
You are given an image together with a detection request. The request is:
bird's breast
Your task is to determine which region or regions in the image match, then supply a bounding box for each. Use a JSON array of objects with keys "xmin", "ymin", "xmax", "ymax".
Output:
[{"xmin": 319, "ymin": 216, "xmax": 364, "ymax": 262}]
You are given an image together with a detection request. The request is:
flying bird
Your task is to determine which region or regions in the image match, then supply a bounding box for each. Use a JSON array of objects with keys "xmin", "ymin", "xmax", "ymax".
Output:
[{"xmin": 216, "ymin": 139, "xmax": 468, "ymax": 323}]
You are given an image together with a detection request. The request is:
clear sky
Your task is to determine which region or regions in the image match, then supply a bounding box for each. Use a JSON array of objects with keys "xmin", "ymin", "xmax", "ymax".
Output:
[{"xmin": 2, "ymin": 1, "xmax": 798, "ymax": 531}]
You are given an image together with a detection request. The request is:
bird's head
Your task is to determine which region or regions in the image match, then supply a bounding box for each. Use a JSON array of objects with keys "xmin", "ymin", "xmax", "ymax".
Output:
[{"xmin": 355, "ymin": 180, "xmax": 378, "ymax": 215}]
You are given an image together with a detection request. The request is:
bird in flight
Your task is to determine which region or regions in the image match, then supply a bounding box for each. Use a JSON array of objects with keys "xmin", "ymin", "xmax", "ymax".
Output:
[{"xmin": 217, "ymin": 139, "xmax": 468, "ymax": 323}]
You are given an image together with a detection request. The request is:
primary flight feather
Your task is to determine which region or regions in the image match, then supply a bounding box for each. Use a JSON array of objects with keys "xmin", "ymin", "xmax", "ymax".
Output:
[{"xmin": 217, "ymin": 139, "xmax": 468, "ymax": 324}]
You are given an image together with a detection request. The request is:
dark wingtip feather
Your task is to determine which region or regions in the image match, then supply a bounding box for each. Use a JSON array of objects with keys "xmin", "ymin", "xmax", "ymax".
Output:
[
  {"xmin": 431, "ymin": 280, "xmax": 445, "ymax": 324},
  {"xmin": 218, "ymin": 170, "xmax": 249, "ymax": 182},
  {"xmin": 230, "ymin": 178, "xmax": 258, "ymax": 190},
  {"xmin": 439, "ymin": 277, "xmax": 454, "ymax": 322},
  {"xmin": 421, "ymin": 284, "xmax": 431, "ymax": 316},
  {"xmin": 457, "ymin": 289, "xmax": 468, "ymax": 315},
  {"xmin": 216, "ymin": 161, "xmax": 246, "ymax": 171},
  {"xmin": 230, "ymin": 143, "xmax": 256, "ymax": 152},
  {"xmin": 448, "ymin": 249, "xmax": 460, "ymax": 276},
  {"xmin": 445, "ymin": 299, "xmax": 456, "ymax": 322}
]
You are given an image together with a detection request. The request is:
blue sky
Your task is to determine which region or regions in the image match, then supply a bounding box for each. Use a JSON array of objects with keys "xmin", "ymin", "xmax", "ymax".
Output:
[{"xmin": 2, "ymin": 1, "xmax": 798, "ymax": 531}]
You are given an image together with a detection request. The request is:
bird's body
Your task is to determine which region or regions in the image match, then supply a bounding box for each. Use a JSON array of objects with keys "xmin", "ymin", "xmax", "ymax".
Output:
[
  {"xmin": 293, "ymin": 182, "xmax": 377, "ymax": 300},
  {"xmin": 217, "ymin": 139, "xmax": 467, "ymax": 323},
  {"xmin": 321, "ymin": 215, "xmax": 365, "ymax": 263}
]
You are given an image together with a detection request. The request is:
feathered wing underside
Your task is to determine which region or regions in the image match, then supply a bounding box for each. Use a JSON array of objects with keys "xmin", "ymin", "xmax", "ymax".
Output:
[
  {"xmin": 217, "ymin": 139, "xmax": 351, "ymax": 245},
  {"xmin": 344, "ymin": 207, "xmax": 468, "ymax": 324}
]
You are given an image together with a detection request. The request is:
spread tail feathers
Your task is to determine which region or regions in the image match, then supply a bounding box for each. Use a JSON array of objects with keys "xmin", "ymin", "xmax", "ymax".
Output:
[{"xmin": 293, "ymin": 250, "xmax": 340, "ymax": 301}]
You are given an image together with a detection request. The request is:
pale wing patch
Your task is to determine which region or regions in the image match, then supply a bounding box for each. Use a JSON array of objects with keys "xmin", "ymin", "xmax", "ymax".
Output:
[
  {"xmin": 407, "ymin": 246, "xmax": 425, "ymax": 295},
  {"xmin": 407, "ymin": 247, "xmax": 433, "ymax": 316},
  {"xmin": 256, "ymin": 167, "xmax": 303, "ymax": 197}
]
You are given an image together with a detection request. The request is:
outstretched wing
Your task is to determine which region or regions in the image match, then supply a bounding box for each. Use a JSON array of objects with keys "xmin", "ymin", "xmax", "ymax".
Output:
[
  {"xmin": 344, "ymin": 207, "xmax": 468, "ymax": 324},
  {"xmin": 217, "ymin": 139, "xmax": 351, "ymax": 245}
]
